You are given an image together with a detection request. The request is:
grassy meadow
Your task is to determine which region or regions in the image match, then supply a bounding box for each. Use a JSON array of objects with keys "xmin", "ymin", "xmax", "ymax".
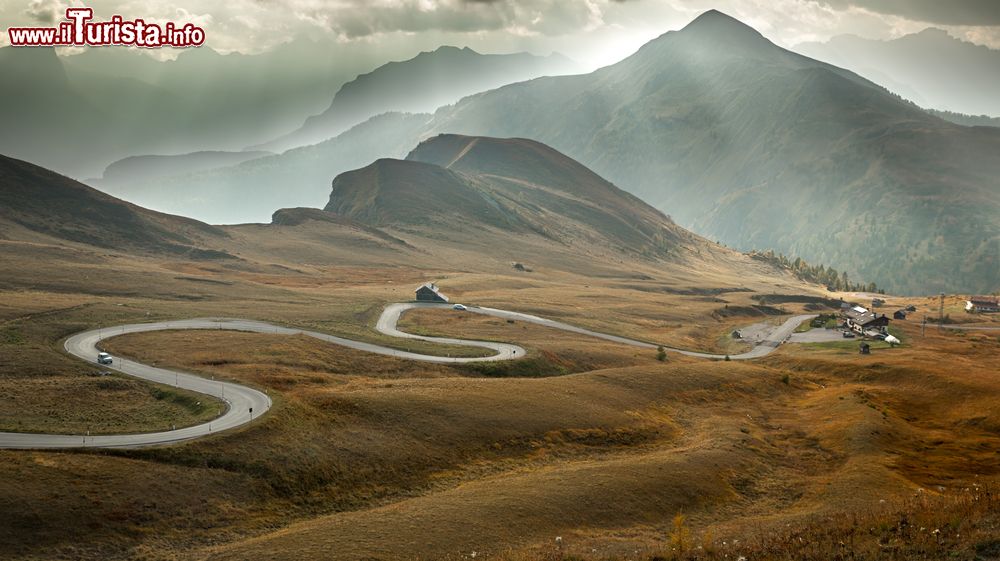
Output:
[{"xmin": 0, "ymin": 229, "xmax": 997, "ymax": 561}]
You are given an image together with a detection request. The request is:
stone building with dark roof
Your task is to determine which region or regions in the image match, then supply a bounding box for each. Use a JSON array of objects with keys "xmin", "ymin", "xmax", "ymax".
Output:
[
  {"xmin": 843, "ymin": 307, "xmax": 890, "ymax": 337},
  {"xmin": 415, "ymin": 282, "xmax": 449, "ymax": 303}
]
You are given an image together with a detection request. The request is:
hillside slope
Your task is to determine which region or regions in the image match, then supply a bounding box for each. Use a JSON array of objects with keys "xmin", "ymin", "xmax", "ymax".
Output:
[
  {"xmin": 325, "ymin": 135, "xmax": 698, "ymax": 261},
  {"xmin": 0, "ymin": 155, "xmax": 230, "ymax": 258}
]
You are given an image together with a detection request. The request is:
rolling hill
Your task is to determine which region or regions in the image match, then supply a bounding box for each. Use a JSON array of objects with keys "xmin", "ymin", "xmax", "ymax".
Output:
[
  {"xmin": 0, "ymin": 139, "xmax": 738, "ymax": 280},
  {"xmin": 325, "ymin": 135, "xmax": 697, "ymax": 260},
  {"xmin": 0, "ymin": 154, "xmax": 231, "ymax": 259}
]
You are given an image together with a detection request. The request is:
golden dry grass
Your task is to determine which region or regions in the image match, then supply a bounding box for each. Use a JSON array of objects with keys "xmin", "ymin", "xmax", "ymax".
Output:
[
  {"xmin": 193, "ymin": 313, "xmax": 1000, "ymax": 561},
  {"xmin": 0, "ymin": 225, "xmax": 996, "ymax": 561},
  {"xmin": 497, "ymin": 484, "xmax": 1000, "ymax": 560},
  {"xmin": 0, "ymin": 291, "xmax": 223, "ymax": 435}
]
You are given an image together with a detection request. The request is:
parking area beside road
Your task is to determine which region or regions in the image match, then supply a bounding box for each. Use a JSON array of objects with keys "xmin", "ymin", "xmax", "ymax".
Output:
[{"xmin": 788, "ymin": 328, "xmax": 851, "ymax": 343}]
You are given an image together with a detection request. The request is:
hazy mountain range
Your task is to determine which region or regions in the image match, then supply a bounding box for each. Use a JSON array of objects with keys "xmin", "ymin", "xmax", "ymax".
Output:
[
  {"xmin": 133, "ymin": 10, "xmax": 998, "ymax": 295},
  {"xmin": 4, "ymin": 10, "xmax": 998, "ymax": 295},
  {"xmin": 796, "ymin": 29, "xmax": 1000, "ymax": 118},
  {"xmin": 95, "ymin": 113, "xmax": 433, "ymax": 224},
  {"xmin": 95, "ymin": 151, "xmax": 273, "ymax": 187},
  {"xmin": 0, "ymin": 42, "xmax": 574, "ymax": 180},
  {"xmin": 256, "ymin": 46, "xmax": 578, "ymax": 153},
  {"xmin": 0, "ymin": 42, "xmax": 366, "ymax": 178},
  {"xmin": 88, "ymin": 46, "xmax": 577, "ymax": 198}
]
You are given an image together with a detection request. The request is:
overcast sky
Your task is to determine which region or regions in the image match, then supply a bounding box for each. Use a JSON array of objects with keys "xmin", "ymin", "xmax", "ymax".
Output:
[{"xmin": 2, "ymin": 0, "xmax": 998, "ymax": 68}]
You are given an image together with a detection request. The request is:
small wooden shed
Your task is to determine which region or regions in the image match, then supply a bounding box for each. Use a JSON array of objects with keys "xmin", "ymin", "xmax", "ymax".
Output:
[{"xmin": 415, "ymin": 282, "xmax": 449, "ymax": 303}]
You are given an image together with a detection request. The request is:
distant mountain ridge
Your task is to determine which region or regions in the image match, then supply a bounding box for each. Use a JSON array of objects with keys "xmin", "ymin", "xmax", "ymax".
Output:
[
  {"xmin": 795, "ymin": 29, "xmax": 1000, "ymax": 117},
  {"xmin": 256, "ymin": 46, "xmax": 578, "ymax": 152},
  {"xmin": 925, "ymin": 110, "xmax": 1000, "ymax": 128},
  {"xmin": 109, "ymin": 10, "xmax": 999, "ymax": 294},
  {"xmin": 106, "ymin": 113, "xmax": 432, "ymax": 225},
  {"xmin": 95, "ymin": 151, "xmax": 273, "ymax": 187},
  {"xmin": 0, "ymin": 42, "xmax": 358, "ymax": 178}
]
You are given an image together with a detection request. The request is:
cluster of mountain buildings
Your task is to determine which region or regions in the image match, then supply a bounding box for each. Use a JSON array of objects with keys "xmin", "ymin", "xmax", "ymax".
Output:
[
  {"xmin": 966, "ymin": 296, "xmax": 1000, "ymax": 313},
  {"xmin": 841, "ymin": 304, "xmax": 892, "ymax": 339},
  {"xmin": 840, "ymin": 294, "xmax": 997, "ymax": 337}
]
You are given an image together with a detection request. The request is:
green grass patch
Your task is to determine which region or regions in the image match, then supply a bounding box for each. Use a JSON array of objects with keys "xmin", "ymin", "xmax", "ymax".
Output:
[
  {"xmin": 294, "ymin": 317, "xmax": 493, "ymax": 359},
  {"xmin": 455, "ymin": 356, "xmax": 569, "ymax": 378},
  {"xmin": 797, "ymin": 314, "xmax": 839, "ymax": 332},
  {"xmin": 149, "ymin": 386, "xmax": 214, "ymax": 416},
  {"xmin": 887, "ymin": 325, "xmax": 907, "ymax": 345},
  {"xmin": 794, "ymin": 320, "xmax": 813, "ymax": 333},
  {"xmin": 801, "ymin": 339, "xmax": 896, "ymax": 352},
  {"xmin": 0, "ymin": 326, "xmax": 25, "ymax": 345}
]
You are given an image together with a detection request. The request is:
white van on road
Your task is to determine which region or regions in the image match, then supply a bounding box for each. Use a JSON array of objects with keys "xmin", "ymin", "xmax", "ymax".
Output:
[{"xmin": 97, "ymin": 352, "xmax": 113, "ymax": 365}]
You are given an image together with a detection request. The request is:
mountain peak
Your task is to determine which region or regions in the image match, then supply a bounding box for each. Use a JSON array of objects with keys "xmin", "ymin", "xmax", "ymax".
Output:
[
  {"xmin": 624, "ymin": 9, "xmax": 774, "ymax": 66},
  {"xmin": 681, "ymin": 9, "xmax": 764, "ymax": 39},
  {"xmin": 908, "ymin": 27, "xmax": 956, "ymax": 42},
  {"xmin": 686, "ymin": 9, "xmax": 737, "ymax": 25},
  {"xmin": 424, "ymin": 45, "xmax": 479, "ymax": 57}
]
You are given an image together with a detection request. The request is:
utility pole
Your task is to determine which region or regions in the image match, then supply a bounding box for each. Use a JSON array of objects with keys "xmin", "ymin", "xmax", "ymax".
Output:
[
  {"xmin": 939, "ymin": 293, "xmax": 945, "ymax": 332},
  {"xmin": 921, "ymin": 315, "xmax": 926, "ymax": 337}
]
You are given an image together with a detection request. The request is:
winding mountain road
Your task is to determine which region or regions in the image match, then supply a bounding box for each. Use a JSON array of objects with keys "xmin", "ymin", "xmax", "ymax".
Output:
[{"xmin": 0, "ymin": 303, "xmax": 814, "ymax": 450}]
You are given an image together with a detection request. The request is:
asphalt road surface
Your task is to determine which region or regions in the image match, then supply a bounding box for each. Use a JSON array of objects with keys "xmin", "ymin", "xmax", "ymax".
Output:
[
  {"xmin": 461, "ymin": 304, "xmax": 815, "ymax": 360},
  {"xmin": 788, "ymin": 328, "xmax": 852, "ymax": 343},
  {"xmin": 0, "ymin": 305, "xmax": 815, "ymax": 449},
  {"xmin": 939, "ymin": 324, "xmax": 1000, "ymax": 331}
]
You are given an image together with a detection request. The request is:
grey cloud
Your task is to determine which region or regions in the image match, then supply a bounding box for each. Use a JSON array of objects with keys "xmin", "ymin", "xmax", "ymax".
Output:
[
  {"xmin": 311, "ymin": 0, "xmax": 601, "ymax": 38},
  {"xmin": 821, "ymin": 0, "xmax": 1000, "ymax": 25},
  {"xmin": 331, "ymin": 3, "xmax": 508, "ymax": 37},
  {"xmin": 23, "ymin": 0, "xmax": 67, "ymax": 23}
]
